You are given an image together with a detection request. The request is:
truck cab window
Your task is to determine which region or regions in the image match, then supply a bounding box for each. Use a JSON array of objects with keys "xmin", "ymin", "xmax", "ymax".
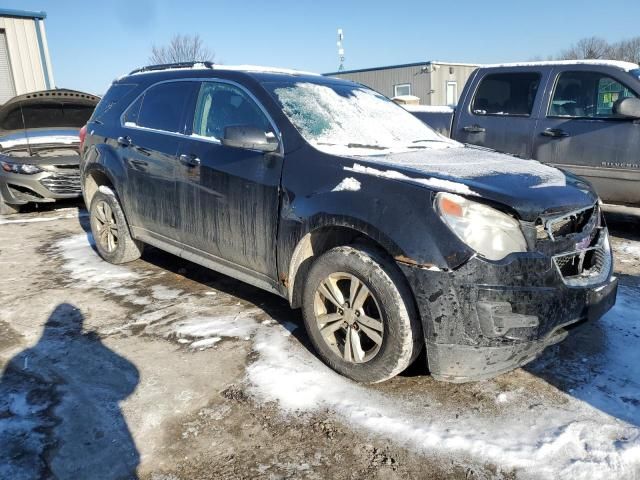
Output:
[
  {"xmin": 192, "ymin": 82, "xmax": 274, "ymax": 140},
  {"xmin": 549, "ymin": 71, "xmax": 638, "ymax": 119},
  {"xmin": 472, "ymin": 72, "xmax": 540, "ymax": 116}
]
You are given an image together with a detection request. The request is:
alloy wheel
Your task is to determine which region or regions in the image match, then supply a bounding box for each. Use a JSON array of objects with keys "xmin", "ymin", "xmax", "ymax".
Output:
[
  {"xmin": 313, "ymin": 272, "xmax": 384, "ymax": 363},
  {"xmin": 93, "ymin": 200, "xmax": 119, "ymax": 253}
]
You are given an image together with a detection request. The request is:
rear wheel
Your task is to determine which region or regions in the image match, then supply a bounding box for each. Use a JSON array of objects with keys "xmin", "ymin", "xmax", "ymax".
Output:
[
  {"xmin": 302, "ymin": 245, "xmax": 423, "ymax": 383},
  {"xmin": 89, "ymin": 189, "xmax": 143, "ymax": 264},
  {"xmin": 0, "ymin": 197, "xmax": 20, "ymax": 215}
]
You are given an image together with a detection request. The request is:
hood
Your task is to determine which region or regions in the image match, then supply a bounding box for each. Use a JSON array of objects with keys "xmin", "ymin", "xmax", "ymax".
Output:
[
  {"xmin": 0, "ymin": 89, "xmax": 99, "ymax": 155},
  {"xmin": 344, "ymin": 145, "xmax": 597, "ymax": 221}
]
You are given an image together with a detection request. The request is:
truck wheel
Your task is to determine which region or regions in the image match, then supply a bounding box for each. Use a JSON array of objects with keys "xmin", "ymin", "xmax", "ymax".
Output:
[
  {"xmin": 0, "ymin": 197, "xmax": 20, "ymax": 215},
  {"xmin": 302, "ymin": 245, "xmax": 423, "ymax": 383},
  {"xmin": 89, "ymin": 189, "xmax": 143, "ymax": 264}
]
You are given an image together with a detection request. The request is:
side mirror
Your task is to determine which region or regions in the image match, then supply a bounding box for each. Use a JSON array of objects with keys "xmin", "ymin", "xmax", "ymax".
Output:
[
  {"xmin": 613, "ymin": 97, "xmax": 640, "ymax": 119},
  {"xmin": 221, "ymin": 125, "xmax": 279, "ymax": 153}
]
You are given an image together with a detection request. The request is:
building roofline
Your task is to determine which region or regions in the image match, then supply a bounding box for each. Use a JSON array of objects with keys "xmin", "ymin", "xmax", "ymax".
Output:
[
  {"xmin": 0, "ymin": 8, "xmax": 47, "ymax": 20},
  {"xmin": 324, "ymin": 60, "xmax": 480, "ymax": 76}
]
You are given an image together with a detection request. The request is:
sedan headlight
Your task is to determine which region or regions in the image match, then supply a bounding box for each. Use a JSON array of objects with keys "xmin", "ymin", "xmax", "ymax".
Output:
[
  {"xmin": 0, "ymin": 160, "xmax": 43, "ymax": 175},
  {"xmin": 436, "ymin": 192, "xmax": 527, "ymax": 261}
]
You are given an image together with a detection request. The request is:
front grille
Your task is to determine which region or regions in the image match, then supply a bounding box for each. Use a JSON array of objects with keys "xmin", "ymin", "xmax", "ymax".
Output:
[
  {"xmin": 552, "ymin": 233, "xmax": 611, "ymax": 287},
  {"xmin": 40, "ymin": 171, "xmax": 81, "ymax": 195},
  {"xmin": 543, "ymin": 205, "xmax": 597, "ymax": 240}
]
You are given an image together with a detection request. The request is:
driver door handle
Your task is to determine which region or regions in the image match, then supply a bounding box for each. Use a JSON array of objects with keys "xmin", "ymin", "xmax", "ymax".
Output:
[
  {"xmin": 541, "ymin": 128, "xmax": 570, "ymax": 138},
  {"xmin": 117, "ymin": 136, "xmax": 132, "ymax": 147},
  {"xmin": 463, "ymin": 125, "xmax": 486, "ymax": 133},
  {"xmin": 179, "ymin": 153, "xmax": 201, "ymax": 167}
]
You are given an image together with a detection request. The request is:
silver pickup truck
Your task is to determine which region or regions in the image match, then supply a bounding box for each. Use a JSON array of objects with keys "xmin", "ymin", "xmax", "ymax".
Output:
[{"xmin": 407, "ymin": 60, "xmax": 640, "ymax": 211}]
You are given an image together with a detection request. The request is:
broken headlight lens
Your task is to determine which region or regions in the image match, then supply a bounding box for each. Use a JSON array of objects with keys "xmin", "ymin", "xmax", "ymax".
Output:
[
  {"xmin": 436, "ymin": 192, "xmax": 527, "ymax": 261},
  {"xmin": 0, "ymin": 160, "xmax": 43, "ymax": 175}
]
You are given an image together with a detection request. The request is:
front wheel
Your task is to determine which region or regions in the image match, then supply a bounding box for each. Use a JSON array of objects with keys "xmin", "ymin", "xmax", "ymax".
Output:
[
  {"xmin": 89, "ymin": 189, "xmax": 143, "ymax": 264},
  {"xmin": 302, "ymin": 246, "xmax": 423, "ymax": 383}
]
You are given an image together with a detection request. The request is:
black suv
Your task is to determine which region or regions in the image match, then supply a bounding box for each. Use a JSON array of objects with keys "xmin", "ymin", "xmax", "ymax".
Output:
[{"xmin": 80, "ymin": 62, "xmax": 617, "ymax": 383}]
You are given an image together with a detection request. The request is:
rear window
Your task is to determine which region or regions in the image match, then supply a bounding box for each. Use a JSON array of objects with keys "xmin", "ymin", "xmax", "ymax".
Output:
[
  {"xmin": 472, "ymin": 72, "xmax": 541, "ymax": 116},
  {"xmin": 0, "ymin": 103, "xmax": 95, "ymax": 131}
]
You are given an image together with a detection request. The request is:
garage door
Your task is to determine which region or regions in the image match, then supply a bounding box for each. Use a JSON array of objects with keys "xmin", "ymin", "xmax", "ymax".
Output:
[{"xmin": 0, "ymin": 30, "xmax": 16, "ymax": 105}]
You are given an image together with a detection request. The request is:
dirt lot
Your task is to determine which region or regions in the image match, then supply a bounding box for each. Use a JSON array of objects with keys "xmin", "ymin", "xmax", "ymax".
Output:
[{"xmin": 1, "ymin": 202, "xmax": 639, "ymax": 480}]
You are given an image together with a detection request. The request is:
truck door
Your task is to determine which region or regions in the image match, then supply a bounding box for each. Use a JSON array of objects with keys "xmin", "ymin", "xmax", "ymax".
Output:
[
  {"xmin": 452, "ymin": 70, "xmax": 546, "ymax": 158},
  {"xmin": 532, "ymin": 67, "xmax": 640, "ymax": 205}
]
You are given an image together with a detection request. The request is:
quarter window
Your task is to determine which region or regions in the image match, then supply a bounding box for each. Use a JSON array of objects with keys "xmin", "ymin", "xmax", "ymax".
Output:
[
  {"xmin": 192, "ymin": 82, "xmax": 274, "ymax": 140},
  {"xmin": 549, "ymin": 71, "xmax": 638, "ymax": 118},
  {"xmin": 128, "ymin": 82, "xmax": 195, "ymax": 133},
  {"xmin": 472, "ymin": 72, "xmax": 541, "ymax": 116},
  {"xmin": 394, "ymin": 83, "xmax": 412, "ymax": 97}
]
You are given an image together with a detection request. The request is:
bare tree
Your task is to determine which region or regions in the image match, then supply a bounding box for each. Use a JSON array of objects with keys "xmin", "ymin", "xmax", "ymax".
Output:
[
  {"xmin": 612, "ymin": 37, "xmax": 640, "ymax": 64},
  {"xmin": 559, "ymin": 36, "xmax": 610, "ymax": 60},
  {"xmin": 149, "ymin": 34, "xmax": 214, "ymax": 64}
]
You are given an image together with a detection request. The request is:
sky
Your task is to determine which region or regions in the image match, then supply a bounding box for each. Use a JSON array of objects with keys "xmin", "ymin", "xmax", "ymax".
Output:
[{"xmin": 6, "ymin": 0, "xmax": 640, "ymax": 95}]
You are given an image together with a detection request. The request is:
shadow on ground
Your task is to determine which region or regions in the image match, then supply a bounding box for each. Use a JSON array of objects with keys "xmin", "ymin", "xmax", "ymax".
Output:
[{"xmin": 0, "ymin": 304, "xmax": 140, "ymax": 479}]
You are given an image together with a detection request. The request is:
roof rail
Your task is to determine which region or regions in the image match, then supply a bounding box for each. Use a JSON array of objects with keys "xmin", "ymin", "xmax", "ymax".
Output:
[{"xmin": 128, "ymin": 61, "xmax": 214, "ymax": 75}]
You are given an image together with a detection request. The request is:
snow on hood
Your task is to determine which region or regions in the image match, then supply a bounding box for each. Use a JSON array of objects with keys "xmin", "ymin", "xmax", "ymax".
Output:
[{"xmin": 351, "ymin": 145, "xmax": 567, "ymax": 189}]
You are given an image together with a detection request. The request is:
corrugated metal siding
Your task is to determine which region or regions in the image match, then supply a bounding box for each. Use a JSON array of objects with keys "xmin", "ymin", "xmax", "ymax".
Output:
[
  {"xmin": 0, "ymin": 16, "xmax": 48, "ymax": 98},
  {"xmin": 0, "ymin": 30, "xmax": 16, "ymax": 103},
  {"xmin": 330, "ymin": 64, "xmax": 432, "ymax": 103},
  {"xmin": 330, "ymin": 63, "xmax": 479, "ymax": 105}
]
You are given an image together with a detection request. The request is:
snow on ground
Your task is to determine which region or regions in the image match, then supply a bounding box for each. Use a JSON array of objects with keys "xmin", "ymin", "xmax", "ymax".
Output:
[
  {"xmin": 0, "ymin": 211, "xmax": 84, "ymax": 225},
  {"xmin": 616, "ymin": 240, "xmax": 640, "ymax": 263},
  {"xmin": 53, "ymin": 233, "xmax": 640, "ymax": 479}
]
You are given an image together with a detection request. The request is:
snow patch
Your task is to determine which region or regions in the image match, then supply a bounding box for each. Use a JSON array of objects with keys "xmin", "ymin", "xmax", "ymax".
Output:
[
  {"xmin": 98, "ymin": 185, "xmax": 116, "ymax": 196},
  {"xmin": 404, "ymin": 105, "xmax": 455, "ymax": 113},
  {"xmin": 0, "ymin": 135, "xmax": 78, "ymax": 149},
  {"xmin": 345, "ymin": 163, "xmax": 478, "ymax": 196},
  {"xmin": 331, "ymin": 177, "xmax": 361, "ymax": 192},
  {"xmin": 482, "ymin": 59, "xmax": 639, "ymax": 72},
  {"xmin": 150, "ymin": 285, "xmax": 182, "ymax": 301},
  {"xmin": 56, "ymin": 234, "xmax": 140, "ymax": 291}
]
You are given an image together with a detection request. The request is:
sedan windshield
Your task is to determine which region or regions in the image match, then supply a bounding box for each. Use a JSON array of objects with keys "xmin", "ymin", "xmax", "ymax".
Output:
[{"xmin": 264, "ymin": 80, "xmax": 459, "ymax": 156}]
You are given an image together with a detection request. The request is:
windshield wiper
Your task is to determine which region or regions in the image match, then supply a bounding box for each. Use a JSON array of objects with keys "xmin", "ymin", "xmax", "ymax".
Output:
[{"xmin": 412, "ymin": 139, "xmax": 443, "ymax": 144}]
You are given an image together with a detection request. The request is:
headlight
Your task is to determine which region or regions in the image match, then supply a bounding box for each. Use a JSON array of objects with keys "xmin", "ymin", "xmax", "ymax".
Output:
[
  {"xmin": 436, "ymin": 192, "xmax": 527, "ymax": 261},
  {"xmin": 0, "ymin": 160, "xmax": 43, "ymax": 175}
]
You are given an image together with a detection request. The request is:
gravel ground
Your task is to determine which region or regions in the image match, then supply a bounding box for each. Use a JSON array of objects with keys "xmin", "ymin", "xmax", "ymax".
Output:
[{"xmin": 0, "ymin": 202, "xmax": 639, "ymax": 480}]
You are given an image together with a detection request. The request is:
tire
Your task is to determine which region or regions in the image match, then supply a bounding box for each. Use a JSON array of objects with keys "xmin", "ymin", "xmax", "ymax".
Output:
[
  {"xmin": 89, "ymin": 188, "xmax": 143, "ymax": 264},
  {"xmin": 301, "ymin": 245, "xmax": 423, "ymax": 383},
  {"xmin": 0, "ymin": 197, "xmax": 20, "ymax": 215}
]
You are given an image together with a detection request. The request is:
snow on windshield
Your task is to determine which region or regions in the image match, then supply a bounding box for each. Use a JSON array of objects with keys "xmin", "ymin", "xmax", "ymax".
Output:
[{"xmin": 272, "ymin": 82, "xmax": 458, "ymax": 155}]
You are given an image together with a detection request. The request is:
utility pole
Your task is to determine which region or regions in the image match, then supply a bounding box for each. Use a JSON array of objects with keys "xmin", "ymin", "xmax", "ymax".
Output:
[{"xmin": 337, "ymin": 28, "xmax": 345, "ymax": 71}]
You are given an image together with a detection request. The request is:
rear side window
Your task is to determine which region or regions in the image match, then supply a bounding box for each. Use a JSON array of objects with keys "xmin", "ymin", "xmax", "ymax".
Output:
[
  {"xmin": 128, "ymin": 81, "xmax": 195, "ymax": 133},
  {"xmin": 192, "ymin": 82, "xmax": 274, "ymax": 140},
  {"xmin": 472, "ymin": 72, "xmax": 541, "ymax": 116},
  {"xmin": 91, "ymin": 84, "xmax": 136, "ymax": 123},
  {"xmin": 549, "ymin": 71, "xmax": 638, "ymax": 118}
]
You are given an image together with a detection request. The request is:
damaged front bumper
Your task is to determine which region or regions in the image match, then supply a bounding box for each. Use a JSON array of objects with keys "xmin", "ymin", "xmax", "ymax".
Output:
[{"xmin": 399, "ymin": 228, "xmax": 618, "ymax": 383}]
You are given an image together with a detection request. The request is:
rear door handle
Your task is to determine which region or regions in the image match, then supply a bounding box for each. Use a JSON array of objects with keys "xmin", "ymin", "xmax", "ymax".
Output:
[
  {"xmin": 179, "ymin": 153, "xmax": 201, "ymax": 168},
  {"xmin": 463, "ymin": 125, "xmax": 486, "ymax": 133},
  {"xmin": 117, "ymin": 136, "xmax": 132, "ymax": 147},
  {"xmin": 541, "ymin": 128, "xmax": 569, "ymax": 138}
]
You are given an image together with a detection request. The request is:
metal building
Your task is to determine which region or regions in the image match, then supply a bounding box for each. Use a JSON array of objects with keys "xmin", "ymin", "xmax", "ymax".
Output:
[
  {"xmin": 326, "ymin": 61, "xmax": 479, "ymax": 106},
  {"xmin": 0, "ymin": 8, "xmax": 55, "ymax": 104}
]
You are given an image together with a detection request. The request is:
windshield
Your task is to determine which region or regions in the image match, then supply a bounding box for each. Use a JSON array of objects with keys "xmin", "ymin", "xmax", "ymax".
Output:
[{"xmin": 264, "ymin": 80, "xmax": 459, "ymax": 156}]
